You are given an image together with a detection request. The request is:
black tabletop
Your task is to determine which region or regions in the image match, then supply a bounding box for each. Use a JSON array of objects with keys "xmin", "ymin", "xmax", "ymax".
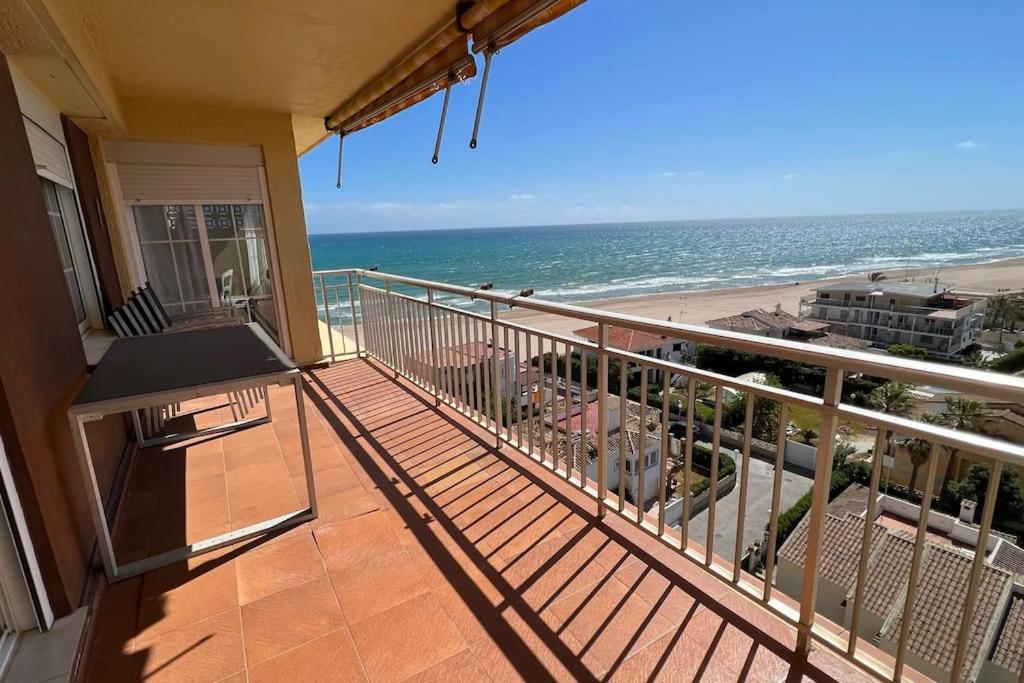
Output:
[{"xmin": 73, "ymin": 324, "xmax": 295, "ymax": 407}]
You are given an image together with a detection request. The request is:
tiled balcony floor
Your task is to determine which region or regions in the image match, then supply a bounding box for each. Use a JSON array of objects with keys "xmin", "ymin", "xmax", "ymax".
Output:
[{"xmin": 79, "ymin": 358, "xmax": 874, "ymax": 682}]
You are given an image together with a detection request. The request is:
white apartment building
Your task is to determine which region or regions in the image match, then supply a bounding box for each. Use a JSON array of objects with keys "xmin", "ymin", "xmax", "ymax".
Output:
[{"xmin": 799, "ymin": 282, "xmax": 986, "ymax": 357}]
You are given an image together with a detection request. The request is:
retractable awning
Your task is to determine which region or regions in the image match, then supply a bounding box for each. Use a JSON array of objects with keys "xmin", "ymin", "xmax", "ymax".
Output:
[{"xmin": 324, "ymin": 0, "xmax": 586, "ymax": 185}]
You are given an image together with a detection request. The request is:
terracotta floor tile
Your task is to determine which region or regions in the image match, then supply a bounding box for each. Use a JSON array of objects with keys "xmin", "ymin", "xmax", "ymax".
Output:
[
  {"xmin": 229, "ymin": 480, "xmax": 301, "ymax": 528},
  {"xmin": 304, "ymin": 462, "xmax": 363, "ymax": 498},
  {"xmin": 235, "ymin": 532, "xmax": 324, "ymax": 605},
  {"xmin": 225, "ymin": 459, "xmax": 292, "ymax": 497},
  {"xmin": 87, "ymin": 577, "xmax": 141, "ymax": 657},
  {"xmin": 501, "ymin": 533, "xmax": 621, "ymax": 611},
  {"xmin": 185, "ymin": 472, "xmax": 229, "ymax": 504},
  {"xmin": 614, "ymin": 561, "xmax": 699, "ymax": 624},
  {"xmin": 326, "ymin": 538, "xmax": 428, "ymax": 623},
  {"xmin": 313, "ymin": 511, "xmax": 396, "ymax": 566},
  {"xmin": 241, "ymin": 575, "xmax": 345, "ymax": 665},
  {"xmin": 403, "ymin": 648, "xmax": 489, "ymax": 682},
  {"xmin": 309, "ymin": 488, "xmax": 381, "ymax": 527},
  {"xmin": 349, "ymin": 593, "xmax": 466, "ymax": 683},
  {"xmin": 549, "ymin": 576, "xmax": 675, "ymax": 676},
  {"xmin": 223, "ymin": 434, "xmax": 282, "ymax": 468},
  {"xmin": 131, "ymin": 608, "xmax": 245, "ymax": 682},
  {"xmin": 136, "ymin": 557, "xmax": 239, "ymax": 644},
  {"xmin": 248, "ymin": 628, "xmax": 366, "ymax": 683},
  {"xmin": 81, "ymin": 651, "xmax": 137, "ymax": 683},
  {"xmin": 183, "ymin": 448, "xmax": 228, "ymax": 482}
]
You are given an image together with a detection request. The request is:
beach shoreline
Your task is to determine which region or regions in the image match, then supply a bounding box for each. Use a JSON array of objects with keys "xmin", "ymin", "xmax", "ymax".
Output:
[{"xmin": 498, "ymin": 256, "xmax": 1024, "ymax": 338}]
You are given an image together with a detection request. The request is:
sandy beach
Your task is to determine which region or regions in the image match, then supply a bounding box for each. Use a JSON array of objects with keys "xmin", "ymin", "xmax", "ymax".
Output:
[{"xmin": 499, "ymin": 257, "xmax": 1024, "ymax": 337}]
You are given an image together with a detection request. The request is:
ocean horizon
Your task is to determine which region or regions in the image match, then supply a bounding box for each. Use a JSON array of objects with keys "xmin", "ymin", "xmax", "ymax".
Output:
[{"xmin": 310, "ymin": 209, "xmax": 1024, "ymax": 320}]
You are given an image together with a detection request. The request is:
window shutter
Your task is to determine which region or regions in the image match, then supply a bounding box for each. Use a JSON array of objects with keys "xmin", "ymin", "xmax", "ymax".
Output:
[
  {"xmin": 23, "ymin": 117, "xmax": 73, "ymax": 187},
  {"xmin": 116, "ymin": 165, "xmax": 263, "ymax": 203}
]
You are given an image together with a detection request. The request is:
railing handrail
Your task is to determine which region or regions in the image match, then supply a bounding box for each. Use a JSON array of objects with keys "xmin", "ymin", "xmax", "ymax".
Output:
[{"xmin": 314, "ymin": 267, "xmax": 1024, "ymax": 404}]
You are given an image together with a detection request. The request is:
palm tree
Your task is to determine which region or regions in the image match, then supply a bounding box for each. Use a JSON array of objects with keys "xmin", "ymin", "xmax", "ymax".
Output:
[
  {"xmin": 869, "ymin": 381, "xmax": 916, "ymax": 465},
  {"xmin": 797, "ymin": 427, "xmax": 818, "ymax": 446},
  {"xmin": 868, "ymin": 272, "xmax": 887, "ymax": 283},
  {"xmin": 986, "ymin": 295, "xmax": 1022, "ymax": 344},
  {"xmin": 936, "ymin": 397, "xmax": 988, "ymax": 490},
  {"xmin": 903, "ymin": 432, "xmax": 932, "ymax": 493}
]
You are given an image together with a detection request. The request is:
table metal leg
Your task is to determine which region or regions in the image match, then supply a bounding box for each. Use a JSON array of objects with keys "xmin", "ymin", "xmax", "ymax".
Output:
[
  {"xmin": 294, "ymin": 373, "xmax": 317, "ymax": 517},
  {"xmin": 72, "ymin": 374, "xmax": 317, "ymax": 583},
  {"xmin": 68, "ymin": 413, "xmax": 118, "ymax": 580}
]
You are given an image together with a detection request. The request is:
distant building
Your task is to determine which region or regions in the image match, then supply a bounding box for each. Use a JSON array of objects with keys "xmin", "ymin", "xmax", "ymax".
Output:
[
  {"xmin": 798, "ymin": 282, "xmax": 986, "ymax": 357},
  {"xmin": 533, "ymin": 394, "xmax": 664, "ymax": 509},
  {"xmin": 573, "ymin": 324, "xmax": 694, "ymax": 382},
  {"xmin": 776, "ymin": 491, "xmax": 1024, "ymax": 682},
  {"xmin": 706, "ymin": 304, "xmax": 872, "ymax": 351},
  {"xmin": 406, "ymin": 342, "xmax": 536, "ymax": 407}
]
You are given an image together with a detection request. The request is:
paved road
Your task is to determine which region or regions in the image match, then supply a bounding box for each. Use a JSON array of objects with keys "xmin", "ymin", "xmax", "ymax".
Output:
[{"xmin": 684, "ymin": 449, "xmax": 815, "ymax": 562}]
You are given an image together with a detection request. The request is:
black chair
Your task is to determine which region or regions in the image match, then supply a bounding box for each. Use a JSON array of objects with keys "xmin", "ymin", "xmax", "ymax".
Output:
[{"xmin": 107, "ymin": 283, "xmax": 267, "ymax": 441}]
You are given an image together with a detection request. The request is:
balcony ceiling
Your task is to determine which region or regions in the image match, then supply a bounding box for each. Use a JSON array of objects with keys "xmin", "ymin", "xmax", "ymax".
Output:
[{"xmin": 5, "ymin": 0, "xmax": 454, "ymax": 152}]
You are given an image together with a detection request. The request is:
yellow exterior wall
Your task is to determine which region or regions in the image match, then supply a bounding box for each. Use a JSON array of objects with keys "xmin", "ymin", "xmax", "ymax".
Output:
[{"xmin": 88, "ymin": 98, "xmax": 322, "ymax": 363}]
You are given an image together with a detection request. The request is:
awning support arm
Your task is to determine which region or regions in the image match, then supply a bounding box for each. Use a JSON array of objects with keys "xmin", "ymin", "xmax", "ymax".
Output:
[
  {"xmin": 432, "ymin": 80, "xmax": 453, "ymax": 164},
  {"xmin": 470, "ymin": 49, "xmax": 494, "ymax": 149},
  {"xmin": 335, "ymin": 132, "xmax": 345, "ymax": 189}
]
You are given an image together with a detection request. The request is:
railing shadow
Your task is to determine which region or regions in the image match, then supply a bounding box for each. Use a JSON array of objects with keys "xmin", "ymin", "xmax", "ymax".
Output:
[{"xmin": 306, "ymin": 359, "xmax": 848, "ymax": 682}]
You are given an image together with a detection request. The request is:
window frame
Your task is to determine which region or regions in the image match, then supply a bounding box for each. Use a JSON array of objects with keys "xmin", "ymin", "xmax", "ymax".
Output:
[{"xmin": 27, "ymin": 116, "xmax": 103, "ymax": 337}]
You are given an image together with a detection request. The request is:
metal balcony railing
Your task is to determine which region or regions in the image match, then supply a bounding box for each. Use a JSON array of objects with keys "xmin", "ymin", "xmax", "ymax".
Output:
[{"xmin": 314, "ymin": 268, "xmax": 1024, "ymax": 682}]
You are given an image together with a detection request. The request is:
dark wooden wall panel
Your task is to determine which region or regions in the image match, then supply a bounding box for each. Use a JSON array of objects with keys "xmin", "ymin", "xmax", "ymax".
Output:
[{"xmin": 0, "ymin": 53, "xmax": 128, "ymax": 617}]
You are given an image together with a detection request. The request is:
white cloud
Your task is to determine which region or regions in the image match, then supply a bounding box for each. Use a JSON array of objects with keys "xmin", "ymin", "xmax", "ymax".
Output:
[
  {"xmin": 955, "ymin": 140, "xmax": 981, "ymax": 149},
  {"xmin": 781, "ymin": 173, "xmax": 799, "ymax": 180},
  {"xmin": 653, "ymin": 171, "xmax": 677, "ymax": 178},
  {"xmin": 687, "ymin": 170, "xmax": 706, "ymax": 177},
  {"xmin": 507, "ymin": 193, "xmax": 536, "ymax": 201}
]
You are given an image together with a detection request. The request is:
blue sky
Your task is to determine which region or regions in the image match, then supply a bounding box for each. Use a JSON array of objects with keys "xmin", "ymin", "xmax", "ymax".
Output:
[{"xmin": 299, "ymin": 1, "xmax": 1024, "ymax": 234}]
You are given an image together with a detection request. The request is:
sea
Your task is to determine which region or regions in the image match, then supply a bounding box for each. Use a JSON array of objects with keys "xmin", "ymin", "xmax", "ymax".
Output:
[{"xmin": 309, "ymin": 210, "xmax": 1024, "ymax": 322}]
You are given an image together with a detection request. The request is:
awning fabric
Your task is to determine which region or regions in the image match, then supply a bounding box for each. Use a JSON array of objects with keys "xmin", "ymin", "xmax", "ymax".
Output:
[
  {"xmin": 329, "ymin": 38, "xmax": 476, "ymax": 134},
  {"xmin": 471, "ymin": 0, "xmax": 585, "ymax": 52},
  {"xmin": 325, "ymin": 0, "xmax": 586, "ymax": 135}
]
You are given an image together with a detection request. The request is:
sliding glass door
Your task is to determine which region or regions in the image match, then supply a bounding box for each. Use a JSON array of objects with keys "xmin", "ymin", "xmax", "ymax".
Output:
[{"xmin": 131, "ymin": 202, "xmax": 279, "ymax": 340}]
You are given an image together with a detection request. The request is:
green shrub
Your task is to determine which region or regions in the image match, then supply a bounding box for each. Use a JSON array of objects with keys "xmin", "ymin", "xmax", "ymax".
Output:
[
  {"xmin": 694, "ymin": 401, "xmax": 716, "ymax": 424},
  {"xmin": 992, "ymin": 347, "xmax": 1024, "ymax": 373},
  {"xmin": 887, "ymin": 343, "xmax": 929, "ymax": 360}
]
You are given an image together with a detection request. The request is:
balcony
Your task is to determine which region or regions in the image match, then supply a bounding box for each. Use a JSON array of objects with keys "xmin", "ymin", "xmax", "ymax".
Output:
[{"xmin": 77, "ymin": 270, "xmax": 1024, "ymax": 682}]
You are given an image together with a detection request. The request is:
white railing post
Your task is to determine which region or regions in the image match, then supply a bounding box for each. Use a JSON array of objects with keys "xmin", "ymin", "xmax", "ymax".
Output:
[
  {"xmin": 796, "ymin": 366, "xmax": 844, "ymax": 655},
  {"xmin": 596, "ymin": 323, "xmax": 609, "ymax": 519},
  {"xmin": 426, "ymin": 289, "xmax": 441, "ymax": 406},
  {"xmin": 318, "ymin": 274, "xmax": 335, "ymax": 362},
  {"xmin": 489, "ymin": 301, "xmax": 503, "ymax": 448},
  {"xmin": 385, "ymin": 280, "xmax": 398, "ymax": 378},
  {"xmin": 346, "ymin": 273, "xmax": 361, "ymax": 356}
]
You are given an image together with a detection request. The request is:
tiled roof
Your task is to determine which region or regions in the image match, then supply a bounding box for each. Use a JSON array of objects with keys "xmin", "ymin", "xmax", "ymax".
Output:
[
  {"xmin": 806, "ymin": 333, "xmax": 873, "ymax": 350},
  {"xmin": 706, "ymin": 314, "xmax": 771, "ymax": 332},
  {"xmin": 789, "ymin": 319, "xmax": 831, "ymax": 333},
  {"xmin": 880, "ymin": 545, "xmax": 1011, "ymax": 680},
  {"xmin": 991, "ymin": 594, "xmax": 1024, "ymax": 672},
  {"xmin": 574, "ymin": 325, "xmax": 678, "ymax": 352},
  {"xmin": 778, "ymin": 514, "xmax": 881, "ymax": 591},
  {"xmin": 858, "ymin": 527, "xmax": 915, "ymax": 616},
  {"xmin": 745, "ymin": 308, "xmax": 802, "ymax": 329},
  {"xmin": 992, "ymin": 540, "xmax": 1024, "ymax": 579}
]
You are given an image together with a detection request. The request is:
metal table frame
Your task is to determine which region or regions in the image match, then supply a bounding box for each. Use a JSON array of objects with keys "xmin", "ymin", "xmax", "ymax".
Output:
[{"xmin": 68, "ymin": 366, "xmax": 317, "ymax": 582}]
